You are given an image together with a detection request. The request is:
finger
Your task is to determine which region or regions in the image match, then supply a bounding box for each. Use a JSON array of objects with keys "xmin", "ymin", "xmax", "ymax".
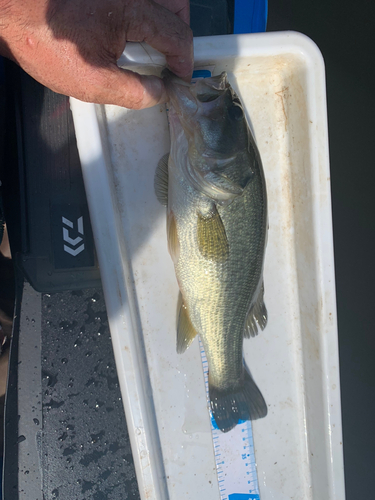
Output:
[
  {"xmin": 78, "ymin": 65, "xmax": 167, "ymax": 109},
  {"xmin": 10, "ymin": 28, "xmax": 167, "ymax": 109},
  {"xmin": 126, "ymin": 1, "xmax": 194, "ymax": 81},
  {"xmin": 153, "ymin": 0, "xmax": 190, "ymax": 25}
]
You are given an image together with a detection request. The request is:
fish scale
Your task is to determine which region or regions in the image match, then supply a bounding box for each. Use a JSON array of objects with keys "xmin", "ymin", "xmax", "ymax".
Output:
[
  {"xmin": 161, "ymin": 68, "xmax": 268, "ymax": 433},
  {"xmin": 170, "ymin": 161, "xmax": 265, "ymax": 388}
]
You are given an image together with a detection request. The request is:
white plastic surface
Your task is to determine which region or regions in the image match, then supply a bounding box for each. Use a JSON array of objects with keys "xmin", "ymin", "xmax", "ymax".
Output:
[{"xmin": 70, "ymin": 32, "xmax": 345, "ymax": 500}]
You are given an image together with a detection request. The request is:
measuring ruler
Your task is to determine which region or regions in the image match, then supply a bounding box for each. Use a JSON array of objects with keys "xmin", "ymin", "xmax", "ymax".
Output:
[{"xmin": 200, "ymin": 339, "xmax": 261, "ymax": 500}]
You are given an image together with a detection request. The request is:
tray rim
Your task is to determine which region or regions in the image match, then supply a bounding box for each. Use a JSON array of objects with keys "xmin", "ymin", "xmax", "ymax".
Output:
[{"xmin": 70, "ymin": 31, "xmax": 345, "ymax": 500}]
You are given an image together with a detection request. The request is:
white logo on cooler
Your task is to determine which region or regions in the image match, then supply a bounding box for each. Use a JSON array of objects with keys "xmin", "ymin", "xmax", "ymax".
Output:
[{"xmin": 62, "ymin": 216, "xmax": 84, "ymax": 256}]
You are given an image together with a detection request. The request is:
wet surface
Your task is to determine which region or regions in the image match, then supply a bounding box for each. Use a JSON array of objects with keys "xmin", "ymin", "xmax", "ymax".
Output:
[{"xmin": 42, "ymin": 289, "xmax": 140, "ymax": 499}]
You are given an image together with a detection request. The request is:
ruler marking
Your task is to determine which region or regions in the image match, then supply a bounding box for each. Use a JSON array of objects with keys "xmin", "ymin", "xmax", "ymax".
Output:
[{"xmin": 199, "ymin": 338, "xmax": 261, "ymax": 500}]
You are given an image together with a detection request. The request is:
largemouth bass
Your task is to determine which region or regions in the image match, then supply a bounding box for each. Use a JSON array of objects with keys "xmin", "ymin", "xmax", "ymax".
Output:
[{"xmin": 155, "ymin": 70, "xmax": 268, "ymax": 432}]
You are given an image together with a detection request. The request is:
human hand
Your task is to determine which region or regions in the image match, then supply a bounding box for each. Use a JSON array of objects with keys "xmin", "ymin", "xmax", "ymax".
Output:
[{"xmin": 0, "ymin": 0, "xmax": 193, "ymax": 109}]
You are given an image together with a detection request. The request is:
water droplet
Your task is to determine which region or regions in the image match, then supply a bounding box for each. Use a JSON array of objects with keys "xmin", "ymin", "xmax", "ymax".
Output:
[
  {"xmin": 85, "ymin": 352, "xmax": 92, "ymax": 357},
  {"xmin": 61, "ymin": 358, "xmax": 68, "ymax": 364},
  {"xmin": 33, "ymin": 418, "xmax": 40, "ymax": 426},
  {"xmin": 58, "ymin": 432, "xmax": 67, "ymax": 442}
]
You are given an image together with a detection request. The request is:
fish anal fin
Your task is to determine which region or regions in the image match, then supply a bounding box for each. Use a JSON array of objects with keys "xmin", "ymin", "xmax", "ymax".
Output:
[
  {"xmin": 176, "ymin": 292, "xmax": 197, "ymax": 353},
  {"xmin": 167, "ymin": 211, "xmax": 180, "ymax": 264},
  {"xmin": 197, "ymin": 206, "xmax": 229, "ymax": 262},
  {"xmin": 154, "ymin": 153, "xmax": 169, "ymax": 206},
  {"xmin": 244, "ymin": 282, "xmax": 268, "ymax": 338}
]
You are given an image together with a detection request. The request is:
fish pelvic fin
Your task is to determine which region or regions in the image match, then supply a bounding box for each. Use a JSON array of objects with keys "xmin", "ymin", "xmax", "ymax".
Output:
[
  {"xmin": 176, "ymin": 292, "xmax": 198, "ymax": 353},
  {"xmin": 244, "ymin": 282, "xmax": 268, "ymax": 339},
  {"xmin": 209, "ymin": 370, "xmax": 267, "ymax": 433},
  {"xmin": 154, "ymin": 153, "xmax": 169, "ymax": 206},
  {"xmin": 197, "ymin": 206, "xmax": 229, "ymax": 262}
]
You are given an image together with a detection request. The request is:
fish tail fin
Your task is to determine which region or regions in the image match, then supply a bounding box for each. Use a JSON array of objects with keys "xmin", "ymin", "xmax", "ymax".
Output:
[{"xmin": 209, "ymin": 371, "xmax": 267, "ymax": 433}]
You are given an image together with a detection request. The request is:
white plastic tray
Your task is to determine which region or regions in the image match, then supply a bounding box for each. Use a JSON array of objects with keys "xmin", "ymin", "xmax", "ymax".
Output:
[{"xmin": 70, "ymin": 32, "xmax": 345, "ymax": 500}]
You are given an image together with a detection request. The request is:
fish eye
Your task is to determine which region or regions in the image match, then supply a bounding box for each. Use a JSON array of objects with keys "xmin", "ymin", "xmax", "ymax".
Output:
[
  {"xmin": 196, "ymin": 93, "xmax": 221, "ymax": 103},
  {"xmin": 228, "ymin": 104, "xmax": 244, "ymax": 121}
]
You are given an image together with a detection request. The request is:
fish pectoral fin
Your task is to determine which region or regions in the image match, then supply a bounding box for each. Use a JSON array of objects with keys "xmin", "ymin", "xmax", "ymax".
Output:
[
  {"xmin": 197, "ymin": 206, "xmax": 229, "ymax": 262},
  {"xmin": 154, "ymin": 153, "xmax": 169, "ymax": 206},
  {"xmin": 176, "ymin": 292, "xmax": 198, "ymax": 353},
  {"xmin": 167, "ymin": 211, "xmax": 180, "ymax": 264},
  {"xmin": 244, "ymin": 282, "xmax": 268, "ymax": 338}
]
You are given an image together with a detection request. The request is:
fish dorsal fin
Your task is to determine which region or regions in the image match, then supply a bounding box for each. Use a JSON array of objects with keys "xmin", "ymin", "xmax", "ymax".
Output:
[
  {"xmin": 197, "ymin": 205, "xmax": 229, "ymax": 262},
  {"xmin": 244, "ymin": 282, "xmax": 268, "ymax": 338},
  {"xmin": 154, "ymin": 153, "xmax": 169, "ymax": 206},
  {"xmin": 176, "ymin": 292, "xmax": 198, "ymax": 353},
  {"xmin": 167, "ymin": 211, "xmax": 180, "ymax": 264}
]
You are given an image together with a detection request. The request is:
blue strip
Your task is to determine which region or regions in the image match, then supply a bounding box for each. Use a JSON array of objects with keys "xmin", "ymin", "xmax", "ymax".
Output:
[
  {"xmin": 192, "ymin": 69, "xmax": 212, "ymax": 79},
  {"xmin": 234, "ymin": 0, "xmax": 268, "ymax": 34},
  {"xmin": 210, "ymin": 413, "xmax": 246, "ymax": 430},
  {"xmin": 229, "ymin": 494, "xmax": 260, "ymax": 500}
]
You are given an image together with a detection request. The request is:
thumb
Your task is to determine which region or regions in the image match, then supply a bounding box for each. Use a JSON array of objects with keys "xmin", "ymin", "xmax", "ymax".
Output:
[{"xmin": 79, "ymin": 65, "xmax": 168, "ymax": 110}]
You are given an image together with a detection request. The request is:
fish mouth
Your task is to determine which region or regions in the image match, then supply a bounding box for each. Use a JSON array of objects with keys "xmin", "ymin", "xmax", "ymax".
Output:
[
  {"xmin": 162, "ymin": 69, "xmax": 198, "ymax": 121},
  {"xmin": 196, "ymin": 93, "xmax": 219, "ymax": 103},
  {"xmin": 162, "ymin": 69, "xmax": 229, "ymax": 119},
  {"xmin": 162, "ymin": 69, "xmax": 191, "ymax": 88},
  {"xmin": 193, "ymin": 72, "xmax": 229, "ymax": 100},
  {"xmin": 164, "ymin": 70, "xmax": 253, "ymax": 201}
]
